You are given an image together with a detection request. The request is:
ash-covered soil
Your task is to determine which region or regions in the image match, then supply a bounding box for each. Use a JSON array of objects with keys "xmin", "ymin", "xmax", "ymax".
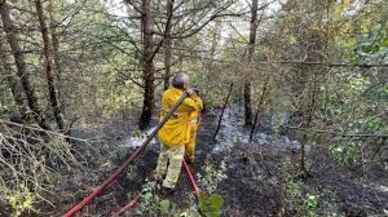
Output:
[{"xmin": 53, "ymin": 109, "xmax": 388, "ymax": 217}]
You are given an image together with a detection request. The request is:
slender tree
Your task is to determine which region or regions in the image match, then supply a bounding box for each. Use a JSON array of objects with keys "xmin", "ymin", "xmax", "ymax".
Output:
[
  {"xmin": 163, "ymin": 0, "xmax": 174, "ymax": 90},
  {"xmin": 34, "ymin": 0, "xmax": 65, "ymax": 130},
  {"xmin": 48, "ymin": 0, "xmax": 65, "ymax": 110},
  {"xmin": 244, "ymin": 0, "xmax": 258, "ymax": 127},
  {"xmin": 0, "ymin": 0, "xmax": 51, "ymax": 130},
  {"xmin": 208, "ymin": 21, "xmax": 222, "ymax": 76},
  {"xmin": 137, "ymin": 0, "xmax": 156, "ymax": 130},
  {"xmin": 123, "ymin": 0, "xmax": 237, "ymax": 129},
  {"xmin": 0, "ymin": 36, "xmax": 27, "ymax": 118}
]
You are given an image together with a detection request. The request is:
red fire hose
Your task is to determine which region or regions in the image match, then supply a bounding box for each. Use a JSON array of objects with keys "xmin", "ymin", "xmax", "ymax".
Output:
[
  {"xmin": 111, "ymin": 193, "xmax": 141, "ymax": 217},
  {"xmin": 183, "ymin": 159, "xmax": 200, "ymax": 198},
  {"xmin": 63, "ymin": 91, "xmax": 190, "ymax": 217},
  {"xmin": 63, "ymin": 147, "xmax": 144, "ymax": 217},
  {"xmin": 110, "ymin": 159, "xmax": 201, "ymax": 217}
]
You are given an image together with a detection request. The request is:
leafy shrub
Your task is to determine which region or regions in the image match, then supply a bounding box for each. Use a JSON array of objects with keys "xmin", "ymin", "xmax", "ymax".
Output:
[
  {"xmin": 3, "ymin": 185, "xmax": 34, "ymax": 217},
  {"xmin": 304, "ymin": 193, "xmax": 319, "ymax": 217},
  {"xmin": 198, "ymin": 192, "xmax": 224, "ymax": 217},
  {"xmin": 284, "ymin": 172, "xmax": 320, "ymax": 217},
  {"xmin": 197, "ymin": 161, "xmax": 227, "ymax": 194},
  {"xmin": 329, "ymin": 142, "xmax": 362, "ymax": 167}
]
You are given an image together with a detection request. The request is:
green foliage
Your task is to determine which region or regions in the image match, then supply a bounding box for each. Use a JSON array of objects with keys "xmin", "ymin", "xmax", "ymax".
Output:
[
  {"xmin": 197, "ymin": 161, "xmax": 227, "ymax": 194},
  {"xmin": 322, "ymin": 67, "xmax": 387, "ymax": 168},
  {"xmin": 283, "ymin": 167, "xmax": 320, "ymax": 217},
  {"xmin": 304, "ymin": 193, "xmax": 319, "ymax": 217},
  {"xmin": 136, "ymin": 180, "xmax": 201, "ymax": 217},
  {"xmin": 305, "ymin": 194, "xmax": 319, "ymax": 209},
  {"xmin": 0, "ymin": 133, "xmax": 88, "ymax": 217},
  {"xmin": 323, "ymin": 72, "xmax": 386, "ymax": 167},
  {"xmin": 329, "ymin": 142, "xmax": 361, "ymax": 167},
  {"xmin": 287, "ymin": 178, "xmax": 303, "ymax": 199},
  {"xmin": 333, "ymin": 0, "xmax": 351, "ymax": 16},
  {"xmin": 364, "ymin": 83, "xmax": 388, "ymax": 101},
  {"xmin": 189, "ymin": 71, "xmax": 229, "ymax": 108},
  {"xmin": 4, "ymin": 185, "xmax": 34, "ymax": 217},
  {"xmin": 0, "ymin": 100, "xmax": 11, "ymax": 116},
  {"xmin": 353, "ymin": 23, "xmax": 388, "ymax": 64},
  {"xmin": 198, "ymin": 192, "xmax": 224, "ymax": 217},
  {"xmin": 159, "ymin": 199, "xmax": 176, "ymax": 216},
  {"xmin": 97, "ymin": 54, "xmax": 142, "ymax": 118},
  {"xmin": 135, "ymin": 163, "xmax": 227, "ymax": 217},
  {"xmin": 0, "ymin": 84, "xmax": 14, "ymax": 117},
  {"xmin": 137, "ymin": 180, "xmax": 160, "ymax": 216}
]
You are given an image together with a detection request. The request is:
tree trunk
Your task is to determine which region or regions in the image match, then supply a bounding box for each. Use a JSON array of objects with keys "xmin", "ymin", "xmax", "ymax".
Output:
[
  {"xmin": 213, "ymin": 82, "xmax": 234, "ymax": 141},
  {"xmin": 0, "ymin": 0, "xmax": 51, "ymax": 130},
  {"xmin": 48, "ymin": 0, "xmax": 65, "ymax": 113},
  {"xmin": 300, "ymin": 69, "xmax": 318, "ymax": 176},
  {"xmin": 139, "ymin": 0, "xmax": 155, "ymax": 130},
  {"xmin": 35, "ymin": 0, "xmax": 65, "ymax": 130},
  {"xmin": 0, "ymin": 39, "xmax": 27, "ymax": 118},
  {"xmin": 244, "ymin": 0, "xmax": 258, "ymax": 126},
  {"xmin": 249, "ymin": 75, "xmax": 270, "ymax": 141},
  {"xmin": 244, "ymin": 81, "xmax": 253, "ymax": 126},
  {"xmin": 163, "ymin": 0, "xmax": 173, "ymax": 90},
  {"xmin": 208, "ymin": 22, "xmax": 221, "ymax": 76}
]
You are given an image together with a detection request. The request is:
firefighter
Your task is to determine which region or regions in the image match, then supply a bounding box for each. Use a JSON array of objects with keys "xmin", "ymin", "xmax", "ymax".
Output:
[{"xmin": 155, "ymin": 72, "xmax": 203, "ymax": 190}]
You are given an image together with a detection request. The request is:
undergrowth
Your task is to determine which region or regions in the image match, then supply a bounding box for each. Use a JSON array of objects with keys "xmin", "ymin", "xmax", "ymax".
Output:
[{"xmin": 0, "ymin": 126, "xmax": 99, "ymax": 216}]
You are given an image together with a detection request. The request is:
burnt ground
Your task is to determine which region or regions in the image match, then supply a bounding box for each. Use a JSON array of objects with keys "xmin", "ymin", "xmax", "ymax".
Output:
[{"xmin": 53, "ymin": 110, "xmax": 388, "ymax": 217}]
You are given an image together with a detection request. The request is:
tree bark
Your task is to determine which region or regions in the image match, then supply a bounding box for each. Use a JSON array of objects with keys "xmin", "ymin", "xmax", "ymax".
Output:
[
  {"xmin": 249, "ymin": 75, "xmax": 270, "ymax": 141},
  {"xmin": 0, "ymin": 0, "xmax": 51, "ymax": 130},
  {"xmin": 163, "ymin": 0, "xmax": 173, "ymax": 90},
  {"xmin": 208, "ymin": 22, "xmax": 220, "ymax": 75},
  {"xmin": 0, "ymin": 39, "xmax": 27, "ymax": 118},
  {"xmin": 48, "ymin": 0, "xmax": 65, "ymax": 112},
  {"xmin": 244, "ymin": 0, "xmax": 258, "ymax": 126},
  {"xmin": 139, "ymin": 0, "xmax": 155, "ymax": 130},
  {"xmin": 35, "ymin": 0, "xmax": 65, "ymax": 130},
  {"xmin": 213, "ymin": 83, "xmax": 234, "ymax": 141}
]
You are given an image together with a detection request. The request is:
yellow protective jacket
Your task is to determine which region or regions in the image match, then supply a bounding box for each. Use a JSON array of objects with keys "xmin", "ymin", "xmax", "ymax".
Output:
[{"xmin": 158, "ymin": 87, "xmax": 203, "ymax": 149}]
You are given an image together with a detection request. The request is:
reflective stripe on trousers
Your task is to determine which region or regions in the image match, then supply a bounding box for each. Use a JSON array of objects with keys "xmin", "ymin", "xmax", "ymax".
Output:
[{"xmin": 155, "ymin": 143, "xmax": 185, "ymax": 189}]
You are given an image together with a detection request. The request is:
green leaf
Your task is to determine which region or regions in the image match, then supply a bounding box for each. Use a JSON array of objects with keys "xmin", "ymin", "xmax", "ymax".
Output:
[
  {"xmin": 159, "ymin": 199, "xmax": 171, "ymax": 214},
  {"xmin": 361, "ymin": 44, "xmax": 379, "ymax": 54},
  {"xmin": 199, "ymin": 192, "xmax": 208, "ymax": 201},
  {"xmin": 199, "ymin": 193, "xmax": 224, "ymax": 217},
  {"xmin": 382, "ymin": 38, "xmax": 388, "ymax": 47},
  {"xmin": 143, "ymin": 192, "xmax": 152, "ymax": 201},
  {"xmin": 384, "ymin": 85, "xmax": 388, "ymax": 94},
  {"xmin": 208, "ymin": 195, "xmax": 224, "ymax": 209}
]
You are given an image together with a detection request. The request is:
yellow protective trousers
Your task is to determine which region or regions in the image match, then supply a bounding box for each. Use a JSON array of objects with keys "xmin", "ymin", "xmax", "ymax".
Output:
[
  {"xmin": 186, "ymin": 112, "xmax": 200, "ymax": 161},
  {"xmin": 155, "ymin": 142, "xmax": 185, "ymax": 189}
]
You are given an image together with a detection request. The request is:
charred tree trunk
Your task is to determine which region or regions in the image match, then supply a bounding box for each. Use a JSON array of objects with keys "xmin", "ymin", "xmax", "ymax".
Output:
[
  {"xmin": 249, "ymin": 75, "xmax": 270, "ymax": 142},
  {"xmin": 244, "ymin": 81, "xmax": 252, "ymax": 126},
  {"xmin": 213, "ymin": 83, "xmax": 234, "ymax": 141},
  {"xmin": 300, "ymin": 69, "xmax": 318, "ymax": 176},
  {"xmin": 163, "ymin": 0, "xmax": 173, "ymax": 90},
  {"xmin": 0, "ymin": 0, "xmax": 51, "ymax": 130},
  {"xmin": 139, "ymin": 0, "xmax": 155, "ymax": 130},
  {"xmin": 244, "ymin": 0, "xmax": 258, "ymax": 126},
  {"xmin": 35, "ymin": 0, "xmax": 65, "ymax": 130}
]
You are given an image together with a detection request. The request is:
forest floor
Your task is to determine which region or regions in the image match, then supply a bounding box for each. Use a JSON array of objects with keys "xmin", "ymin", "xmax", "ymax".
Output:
[{"xmin": 55, "ymin": 108, "xmax": 388, "ymax": 217}]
